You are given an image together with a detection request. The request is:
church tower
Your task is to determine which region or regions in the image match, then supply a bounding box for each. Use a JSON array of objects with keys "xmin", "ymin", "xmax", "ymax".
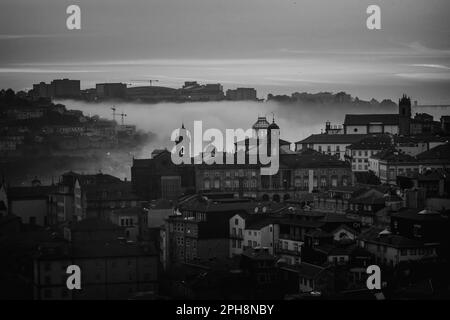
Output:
[
  {"xmin": 398, "ymin": 94, "xmax": 411, "ymax": 136},
  {"xmin": 267, "ymin": 116, "xmax": 280, "ymax": 157}
]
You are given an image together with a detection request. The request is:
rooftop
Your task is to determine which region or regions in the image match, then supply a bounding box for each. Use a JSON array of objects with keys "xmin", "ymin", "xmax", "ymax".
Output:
[
  {"xmin": 358, "ymin": 227, "xmax": 432, "ymax": 248},
  {"xmin": 344, "ymin": 114, "xmax": 400, "ymax": 126},
  {"xmin": 296, "ymin": 134, "xmax": 368, "ymax": 145}
]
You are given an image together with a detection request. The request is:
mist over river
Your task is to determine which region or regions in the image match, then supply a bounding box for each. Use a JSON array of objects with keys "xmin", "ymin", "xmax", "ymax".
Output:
[{"xmin": 58, "ymin": 99, "xmax": 450, "ymax": 158}]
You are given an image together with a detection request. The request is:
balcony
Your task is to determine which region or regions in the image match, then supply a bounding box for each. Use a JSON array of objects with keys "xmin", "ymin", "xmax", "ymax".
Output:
[{"xmin": 229, "ymin": 233, "xmax": 243, "ymax": 240}]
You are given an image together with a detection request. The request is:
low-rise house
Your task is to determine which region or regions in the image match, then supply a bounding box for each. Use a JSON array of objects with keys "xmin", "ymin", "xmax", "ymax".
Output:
[
  {"xmin": 357, "ymin": 228, "xmax": 439, "ymax": 268},
  {"xmin": 7, "ymin": 183, "xmax": 56, "ymax": 226},
  {"xmin": 33, "ymin": 240, "xmax": 158, "ymax": 300},
  {"xmin": 390, "ymin": 208, "xmax": 450, "ymax": 258},
  {"xmin": 345, "ymin": 134, "xmax": 392, "ymax": 172},
  {"xmin": 295, "ymin": 134, "xmax": 368, "ymax": 161}
]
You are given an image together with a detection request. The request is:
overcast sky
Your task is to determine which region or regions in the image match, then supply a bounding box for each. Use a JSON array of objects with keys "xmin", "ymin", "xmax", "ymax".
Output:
[{"xmin": 1, "ymin": 0, "xmax": 450, "ymax": 103}]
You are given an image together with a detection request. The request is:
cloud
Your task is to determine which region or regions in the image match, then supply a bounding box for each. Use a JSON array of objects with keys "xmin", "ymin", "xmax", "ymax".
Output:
[
  {"xmin": 410, "ymin": 64, "xmax": 450, "ymax": 70},
  {"xmin": 0, "ymin": 34, "xmax": 62, "ymax": 40},
  {"xmin": 0, "ymin": 68, "xmax": 102, "ymax": 73},
  {"xmin": 395, "ymin": 72, "xmax": 450, "ymax": 80}
]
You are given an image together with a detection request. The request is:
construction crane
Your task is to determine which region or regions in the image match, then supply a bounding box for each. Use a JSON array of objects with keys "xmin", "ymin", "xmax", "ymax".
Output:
[
  {"xmin": 130, "ymin": 79, "xmax": 159, "ymax": 86},
  {"xmin": 111, "ymin": 106, "xmax": 118, "ymax": 121},
  {"xmin": 119, "ymin": 112, "xmax": 127, "ymax": 125}
]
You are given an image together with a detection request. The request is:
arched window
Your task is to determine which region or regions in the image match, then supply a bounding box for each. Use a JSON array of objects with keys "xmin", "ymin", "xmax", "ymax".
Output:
[{"xmin": 214, "ymin": 178, "xmax": 220, "ymax": 189}]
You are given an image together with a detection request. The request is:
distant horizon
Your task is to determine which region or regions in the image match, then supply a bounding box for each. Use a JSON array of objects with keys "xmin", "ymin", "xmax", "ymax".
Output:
[
  {"xmin": 1, "ymin": 0, "xmax": 450, "ymax": 104},
  {"xmin": 3, "ymin": 71, "xmax": 450, "ymax": 107}
]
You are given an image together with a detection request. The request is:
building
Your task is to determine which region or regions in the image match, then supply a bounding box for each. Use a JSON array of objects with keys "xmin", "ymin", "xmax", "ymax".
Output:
[
  {"xmin": 369, "ymin": 144, "xmax": 450, "ymax": 184},
  {"xmin": 50, "ymin": 79, "xmax": 81, "ymax": 99},
  {"xmin": 126, "ymin": 86, "xmax": 179, "ymax": 102},
  {"xmin": 131, "ymin": 149, "xmax": 196, "ymax": 201},
  {"xmin": 229, "ymin": 212, "xmax": 279, "ymax": 257},
  {"xmin": 7, "ymin": 182, "xmax": 56, "ymax": 226},
  {"xmin": 343, "ymin": 95, "xmax": 412, "ymax": 135},
  {"xmin": 357, "ymin": 228, "xmax": 438, "ymax": 268},
  {"xmin": 180, "ymin": 82, "xmax": 224, "ymax": 101},
  {"xmin": 59, "ymin": 172, "xmax": 139, "ymax": 222},
  {"xmin": 441, "ymin": 116, "xmax": 450, "ymax": 134},
  {"xmin": 32, "ymin": 82, "xmax": 53, "ymax": 99},
  {"xmin": 410, "ymin": 113, "xmax": 441, "ymax": 135},
  {"xmin": 164, "ymin": 199, "xmax": 255, "ymax": 265},
  {"xmin": 277, "ymin": 236, "xmax": 304, "ymax": 266},
  {"xmin": 405, "ymin": 169, "xmax": 450, "ymax": 198},
  {"xmin": 109, "ymin": 206, "xmax": 145, "ymax": 241},
  {"xmin": 390, "ymin": 208, "xmax": 450, "ymax": 257},
  {"xmin": 346, "ymin": 134, "xmax": 393, "ymax": 171},
  {"xmin": 240, "ymin": 247, "xmax": 281, "ymax": 299},
  {"xmin": 226, "ymin": 88, "xmax": 257, "ymax": 101},
  {"xmin": 280, "ymin": 262, "xmax": 334, "ymax": 295},
  {"xmin": 33, "ymin": 240, "xmax": 158, "ymax": 300},
  {"xmin": 296, "ymin": 133, "xmax": 368, "ymax": 161},
  {"xmin": 96, "ymin": 83, "xmax": 127, "ymax": 99},
  {"xmin": 31, "ymin": 79, "xmax": 81, "ymax": 99}
]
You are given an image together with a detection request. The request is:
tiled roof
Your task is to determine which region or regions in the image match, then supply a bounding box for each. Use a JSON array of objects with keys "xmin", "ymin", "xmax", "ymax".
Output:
[
  {"xmin": 71, "ymin": 241, "xmax": 157, "ymax": 258},
  {"xmin": 296, "ymin": 134, "xmax": 368, "ymax": 144},
  {"xmin": 358, "ymin": 227, "xmax": 430, "ymax": 248},
  {"xmin": 347, "ymin": 134, "xmax": 392, "ymax": 150},
  {"xmin": 70, "ymin": 218, "xmax": 123, "ymax": 232},
  {"xmin": 7, "ymin": 185, "xmax": 56, "ymax": 200},
  {"xmin": 297, "ymin": 262, "xmax": 328, "ymax": 279},
  {"xmin": 371, "ymin": 149, "xmax": 416, "ymax": 162},
  {"xmin": 416, "ymin": 143, "xmax": 450, "ymax": 161},
  {"xmin": 84, "ymin": 181, "xmax": 140, "ymax": 201},
  {"xmin": 280, "ymin": 151, "xmax": 349, "ymax": 169},
  {"xmin": 319, "ymin": 213, "xmax": 355, "ymax": 224},
  {"xmin": 305, "ymin": 228, "xmax": 332, "ymax": 238},
  {"xmin": 242, "ymin": 247, "xmax": 274, "ymax": 260},
  {"xmin": 246, "ymin": 217, "xmax": 275, "ymax": 230},
  {"xmin": 391, "ymin": 208, "xmax": 447, "ymax": 222},
  {"xmin": 344, "ymin": 114, "xmax": 399, "ymax": 126}
]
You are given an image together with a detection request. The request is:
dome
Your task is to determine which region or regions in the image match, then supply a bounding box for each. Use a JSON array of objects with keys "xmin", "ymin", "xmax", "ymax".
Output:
[
  {"xmin": 268, "ymin": 120, "xmax": 279, "ymax": 130},
  {"xmin": 252, "ymin": 116, "xmax": 270, "ymax": 130}
]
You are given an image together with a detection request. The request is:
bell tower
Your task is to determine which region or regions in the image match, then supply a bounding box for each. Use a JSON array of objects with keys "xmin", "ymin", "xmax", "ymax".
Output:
[{"xmin": 398, "ymin": 94, "xmax": 411, "ymax": 136}]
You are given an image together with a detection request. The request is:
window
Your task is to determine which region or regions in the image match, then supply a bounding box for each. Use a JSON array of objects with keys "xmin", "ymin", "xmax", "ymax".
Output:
[{"xmin": 234, "ymin": 218, "xmax": 239, "ymax": 225}]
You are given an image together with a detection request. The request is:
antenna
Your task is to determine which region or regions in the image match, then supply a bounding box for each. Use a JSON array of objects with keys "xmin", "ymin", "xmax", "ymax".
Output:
[{"xmin": 130, "ymin": 79, "xmax": 159, "ymax": 86}]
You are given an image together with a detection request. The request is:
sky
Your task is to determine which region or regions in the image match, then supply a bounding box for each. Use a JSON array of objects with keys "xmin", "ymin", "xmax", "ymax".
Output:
[{"xmin": 1, "ymin": 0, "xmax": 450, "ymax": 103}]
